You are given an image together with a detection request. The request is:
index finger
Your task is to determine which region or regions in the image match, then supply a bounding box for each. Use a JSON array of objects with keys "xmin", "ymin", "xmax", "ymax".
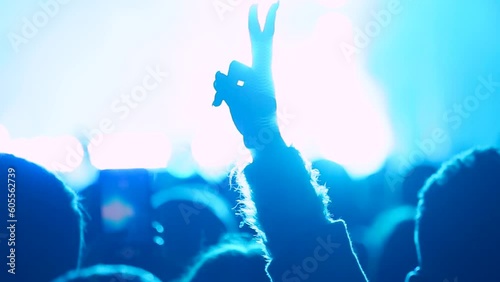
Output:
[{"xmin": 248, "ymin": 4, "xmax": 261, "ymax": 42}]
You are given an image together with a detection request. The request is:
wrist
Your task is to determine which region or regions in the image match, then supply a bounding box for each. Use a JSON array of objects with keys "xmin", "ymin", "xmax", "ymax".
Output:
[{"xmin": 244, "ymin": 128, "xmax": 286, "ymax": 158}]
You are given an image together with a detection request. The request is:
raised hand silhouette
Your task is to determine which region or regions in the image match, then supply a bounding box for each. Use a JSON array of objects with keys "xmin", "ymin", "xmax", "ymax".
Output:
[{"xmin": 212, "ymin": 2, "xmax": 280, "ymax": 149}]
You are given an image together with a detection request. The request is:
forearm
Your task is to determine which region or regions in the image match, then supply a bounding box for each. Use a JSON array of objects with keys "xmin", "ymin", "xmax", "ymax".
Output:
[
  {"xmin": 239, "ymin": 131, "xmax": 367, "ymax": 282},
  {"xmin": 241, "ymin": 132, "xmax": 331, "ymax": 256}
]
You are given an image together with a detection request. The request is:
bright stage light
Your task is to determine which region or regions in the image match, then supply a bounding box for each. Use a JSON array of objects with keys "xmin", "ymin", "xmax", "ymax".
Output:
[
  {"xmin": 88, "ymin": 132, "xmax": 172, "ymax": 170},
  {"xmin": 269, "ymin": 11, "xmax": 394, "ymax": 177},
  {"xmin": 3, "ymin": 135, "xmax": 84, "ymax": 172},
  {"xmin": 1, "ymin": 0, "xmax": 395, "ymax": 179}
]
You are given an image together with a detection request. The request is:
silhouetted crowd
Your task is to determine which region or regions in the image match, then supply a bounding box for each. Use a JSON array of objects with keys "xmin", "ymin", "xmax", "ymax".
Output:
[{"xmin": 1, "ymin": 3, "xmax": 499, "ymax": 282}]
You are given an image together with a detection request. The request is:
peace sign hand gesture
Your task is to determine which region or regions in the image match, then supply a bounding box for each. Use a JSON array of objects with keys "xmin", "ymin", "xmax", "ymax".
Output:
[{"xmin": 213, "ymin": 2, "xmax": 280, "ymax": 149}]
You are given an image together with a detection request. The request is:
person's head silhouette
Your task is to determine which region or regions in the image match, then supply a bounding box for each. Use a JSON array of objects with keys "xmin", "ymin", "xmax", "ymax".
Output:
[
  {"xmin": 179, "ymin": 234, "xmax": 269, "ymax": 282},
  {"xmin": 0, "ymin": 154, "xmax": 85, "ymax": 282},
  {"xmin": 406, "ymin": 148, "xmax": 500, "ymax": 282}
]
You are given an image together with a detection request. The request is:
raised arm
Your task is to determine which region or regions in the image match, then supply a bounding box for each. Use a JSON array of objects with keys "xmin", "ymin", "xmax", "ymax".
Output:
[{"xmin": 212, "ymin": 3, "xmax": 367, "ymax": 281}]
